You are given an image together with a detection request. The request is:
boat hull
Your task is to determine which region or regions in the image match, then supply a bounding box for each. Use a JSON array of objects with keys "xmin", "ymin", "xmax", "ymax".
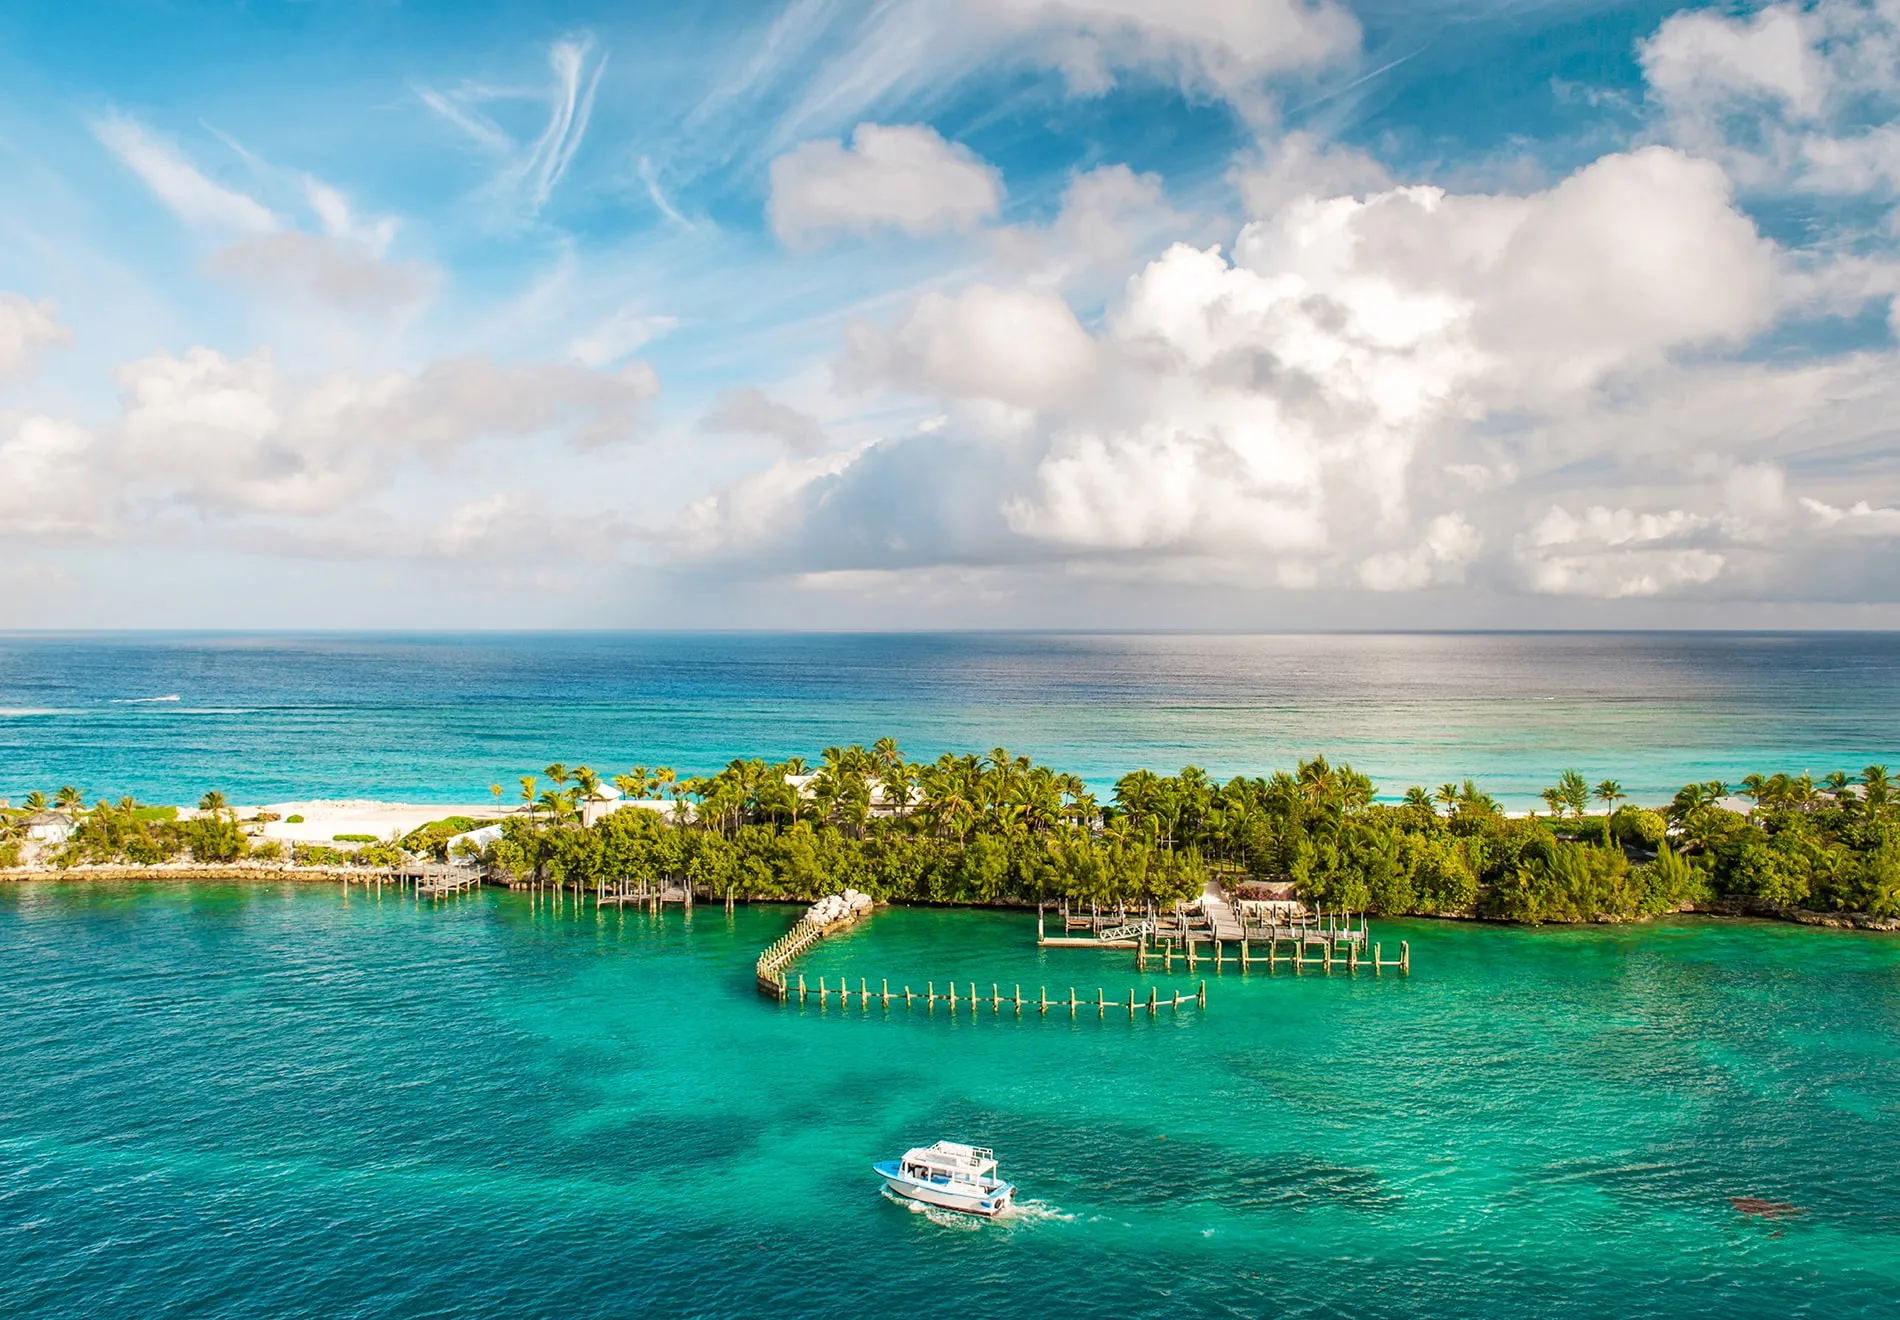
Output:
[{"xmin": 874, "ymin": 1161, "xmax": 1014, "ymax": 1217}]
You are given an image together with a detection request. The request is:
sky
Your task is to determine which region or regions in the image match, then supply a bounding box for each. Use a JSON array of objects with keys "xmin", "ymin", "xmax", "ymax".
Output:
[{"xmin": 2, "ymin": 0, "xmax": 1899, "ymax": 630}]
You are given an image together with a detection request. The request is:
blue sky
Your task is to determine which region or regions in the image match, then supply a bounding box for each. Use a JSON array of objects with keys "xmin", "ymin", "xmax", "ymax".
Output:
[{"xmin": 2, "ymin": 0, "xmax": 1898, "ymax": 628}]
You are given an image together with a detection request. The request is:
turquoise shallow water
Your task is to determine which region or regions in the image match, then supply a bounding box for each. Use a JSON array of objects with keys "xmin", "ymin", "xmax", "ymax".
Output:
[
  {"xmin": 4, "ymin": 883, "xmax": 1897, "ymax": 1318},
  {"xmin": 3, "ymin": 631, "xmax": 1900, "ymax": 808}
]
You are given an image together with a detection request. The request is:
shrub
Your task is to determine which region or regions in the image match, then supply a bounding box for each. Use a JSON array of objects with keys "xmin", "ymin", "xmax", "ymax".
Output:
[
  {"xmin": 294, "ymin": 844, "xmax": 347, "ymax": 867},
  {"xmin": 1613, "ymin": 806, "xmax": 1668, "ymax": 848},
  {"xmin": 182, "ymin": 815, "xmax": 249, "ymax": 863},
  {"xmin": 286, "ymin": 814, "xmax": 304, "ymax": 823},
  {"xmin": 332, "ymin": 833, "xmax": 378, "ymax": 843},
  {"xmin": 351, "ymin": 841, "xmax": 407, "ymax": 868},
  {"xmin": 399, "ymin": 816, "xmax": 487, "ymax": 860}
]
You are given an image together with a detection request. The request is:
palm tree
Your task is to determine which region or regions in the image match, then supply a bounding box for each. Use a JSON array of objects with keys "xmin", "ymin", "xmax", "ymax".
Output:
[
  {"xmin": 1864, "ymin": 765, "xmax": 1891, "ymax": 811},
  {"xmin": 872, "ymin": 737, "xmax": 902, "ymax": 771},
  {"xmin": 1595, "ymin": 780, "xmax": 1624, "ymax": 815},
  {"xmin": 1539, "ymin": 787, "xmax": 1565, "ymax": 819},
  {"xmin": 1822, "ymin": 770, "xmax": 1851, "ymax": 803},
  {"xmin": 23, "ymin": 791, "xmax": 48, "ymax": 813},
  {"xmin": 1668, "ymin": 782, "xmax": 1710, "ymax": 822},
  {"xmin": 1435, "ymin": 783, "xmax": 1459, "ymax": 817},
  {"xmin": 1557, "ymin": 770, "xmax": 1591, "ymax": 820},
  {"xmin": 1457, "ymin": 780, "xmax": 1497, "ymax": 816},
  {"xmin": 1593, "ymin": 779, "xmax": 1624, "ymax": 848},
  {"xmin": 518, "ymin": 775, "xmax": 539, "ymax": 821},
  {"xmin": 1792, "ymin": 772, "xmax": 1816, "ymax": 811},
  {"xmin": 1403, "ymin": 785, "xmax": 1432, "ymax": 812},
  {"xmin": 55, "ymin": 785, "xmax": 87, "ymax": 815},
  {"xmin": 573, "ymin": 765, "xmax": 602, "ymax": 807},
  {"xmin": 490, "ymin": 784, "xmax": 503, "ymax": 809},
  {"xmin": 198, "ymin": 790, "xmax": 228, "ymax": 819}
]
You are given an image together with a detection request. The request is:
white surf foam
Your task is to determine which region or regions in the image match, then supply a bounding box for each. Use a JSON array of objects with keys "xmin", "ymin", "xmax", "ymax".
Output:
[
  {"xmin": 108, "ymin": 695, "xmax": 181, "ymax": 704},
  {"xmin": 879, "ymin": 1187, "xmax": 1070, "ymax": 1230}
]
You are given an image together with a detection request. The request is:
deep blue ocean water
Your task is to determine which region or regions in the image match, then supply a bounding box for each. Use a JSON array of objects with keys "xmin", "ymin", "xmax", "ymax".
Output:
[
  {"xmin": 2, "ymin": 886, "xmax": 1896, "ymax": 1319},
  {"xmin": 3, "ymin": 631, "xmax": 1899, "ymax": 808}
]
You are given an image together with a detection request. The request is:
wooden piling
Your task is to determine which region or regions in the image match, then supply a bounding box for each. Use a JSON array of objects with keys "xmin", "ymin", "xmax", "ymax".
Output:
[
  {"xmin": 1401, "ymin": 940, "xmax": 1410, "ymax": 974},
  {"xmin": 882, "ymin": 978, "xmax": 890, "ymax": 1006},
  {"xmin": 1197, "ymin": 979, "xmax": 1207, "ymax": 1008}
]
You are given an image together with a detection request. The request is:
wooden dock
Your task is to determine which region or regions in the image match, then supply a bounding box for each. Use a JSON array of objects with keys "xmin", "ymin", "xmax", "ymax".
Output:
[
  {"xmin": 788, "ymin": 976, "xmax": 1207, "ymax": 1017},
  {"xmin": 1038, "ymin": 889, "xmax": 1409, "ymax": 975},
  {"xmin": 755, "ymin": 902, "xmax": 873, "ymax": 997},
  {"xmin": 596, "ymin": 877, "xmax": 696, "ymax": 911},
  {"xmin": 344, "ymin": 861, "xmax": 483, "ymax": 898}
]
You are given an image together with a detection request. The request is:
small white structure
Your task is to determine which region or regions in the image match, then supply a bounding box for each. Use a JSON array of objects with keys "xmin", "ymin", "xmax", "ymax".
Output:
[
  {"xmin": 579, "ymin": 782, "xmax": 624, "ymax": 827},
  {"xmin": 444, "ymin": 823, "xmax": 504, "ymax": 865},
  {"xmin": 25, "ymin": 811, "xmax": 76, "ymax": 845}
]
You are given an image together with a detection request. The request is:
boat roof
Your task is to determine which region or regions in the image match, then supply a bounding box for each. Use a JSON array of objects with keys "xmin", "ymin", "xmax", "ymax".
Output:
[{"xmin": 902, "ymin": 1141, "xmax": 997, "ymax": 1173}]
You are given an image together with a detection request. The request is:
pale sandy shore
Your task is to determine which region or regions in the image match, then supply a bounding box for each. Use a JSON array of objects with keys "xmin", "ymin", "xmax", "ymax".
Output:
[{"xmin": 250, "ymin": 801, "xmax": 512, "ymax": 845}]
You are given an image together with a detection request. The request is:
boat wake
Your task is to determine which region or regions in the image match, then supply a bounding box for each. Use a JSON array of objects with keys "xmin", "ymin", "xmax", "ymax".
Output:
[
  {"xmin": 882, "ymin": 1187, "xmax": 985, "ymax": 1230},
  {"xmin": 880, "ymin": 1187, "xmax": 1071, "ymax": 1230},
  {"xmin": 108, "ymin": 695, "xmax": 181, "ymax": 704},
  {"xmin": 998, "ymin": 1198, "xmax": 1072, "ymax": 1224}
]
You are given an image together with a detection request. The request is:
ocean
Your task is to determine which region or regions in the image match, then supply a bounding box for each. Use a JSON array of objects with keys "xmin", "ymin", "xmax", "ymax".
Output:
[
  {"xmin": 2, "ymin": 885, "xmax": 1895, "ymax": 1318},
  {"xmin": 3, "ymin": 631, "xmax": 1899, "ymax": 808}
]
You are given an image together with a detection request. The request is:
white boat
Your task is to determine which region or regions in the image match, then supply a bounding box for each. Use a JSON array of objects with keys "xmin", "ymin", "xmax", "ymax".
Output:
[{"xmin": 874, "ymin": 1141, "xmax": 1016, "ymax": 1217}]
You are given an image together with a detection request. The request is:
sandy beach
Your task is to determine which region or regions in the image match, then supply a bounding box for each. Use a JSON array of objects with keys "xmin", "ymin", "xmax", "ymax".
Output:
[{"xmin": 252, "ymin": 801, "xmax": 510, "ymax": 845}]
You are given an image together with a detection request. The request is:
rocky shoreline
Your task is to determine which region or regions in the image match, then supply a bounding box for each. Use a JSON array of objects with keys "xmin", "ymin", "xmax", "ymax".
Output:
[{"xmin": 4, "ymin": 865, "xmax": 1896, "ymax": 933}]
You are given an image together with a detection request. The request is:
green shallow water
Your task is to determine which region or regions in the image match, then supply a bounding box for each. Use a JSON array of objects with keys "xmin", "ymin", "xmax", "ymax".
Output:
[{"xmin": 3, "ymin": 884, "xmax": 1898, "ymax": 1318}]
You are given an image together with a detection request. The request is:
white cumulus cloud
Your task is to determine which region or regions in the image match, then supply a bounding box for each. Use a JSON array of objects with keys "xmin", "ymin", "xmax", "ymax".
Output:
[
  {"xmin": 844, "ymin": 283, "xmax": 1098, "ymax": 409},
  {"xmin": 113, "ymin": 347, "xmax": 659, "ymax": 517},
  {"xmin": 0, "ymin": 294, "xmax": 71, "ymax": 380},
  {"xmin": 969, "ymin": 0, "xmax": 1360, "ymax": 117},
  {"xmin": 768, "ymin": 123, "xmax": 1002, "ymax": 247}
]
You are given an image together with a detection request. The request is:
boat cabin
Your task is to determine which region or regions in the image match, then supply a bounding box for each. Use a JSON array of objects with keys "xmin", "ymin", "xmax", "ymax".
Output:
[{"xmin": 898, "ymin": 1141, "xmax": 998, "ymax": 1184}]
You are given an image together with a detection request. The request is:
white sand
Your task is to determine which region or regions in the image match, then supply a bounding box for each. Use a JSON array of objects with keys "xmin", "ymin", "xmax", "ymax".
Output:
[{"xmin": 252, "ymin": 801, "xmax": 513, "ymax": 845}]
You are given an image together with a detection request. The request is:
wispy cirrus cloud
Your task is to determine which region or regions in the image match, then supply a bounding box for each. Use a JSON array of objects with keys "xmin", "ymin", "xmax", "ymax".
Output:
[
  {"xmin": 92, "ymin": 112, "xmax": 278, "ymax": 233},
  {"xmin": 418, "ymin": 36, "xmax": 607, "ymax": 223}
]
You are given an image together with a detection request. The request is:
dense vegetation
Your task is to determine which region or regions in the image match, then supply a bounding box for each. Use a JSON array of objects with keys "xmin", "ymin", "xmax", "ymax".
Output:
[
  {"xmin": 483, "ymin": 747, "xmax": 1899, "ymax": 922},
  {"xmin": 6, "ymin": 751, "xmax": 1897, "ymax": 922}
]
